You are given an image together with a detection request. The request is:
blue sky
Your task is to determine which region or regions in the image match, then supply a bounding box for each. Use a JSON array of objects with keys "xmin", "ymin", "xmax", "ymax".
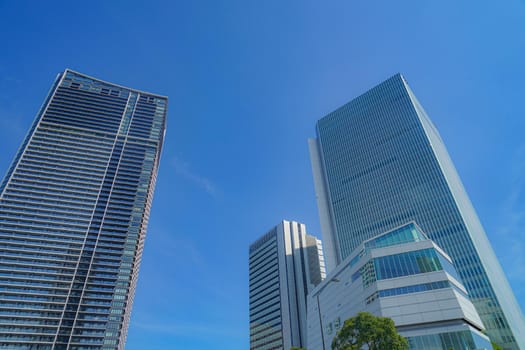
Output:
[{"xmin": 0, "ymin": 1, "xmax": 524, "ymax": 349}]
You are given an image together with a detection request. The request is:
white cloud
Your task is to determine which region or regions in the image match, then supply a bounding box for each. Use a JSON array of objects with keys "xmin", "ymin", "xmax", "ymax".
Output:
[{"xmin": 170, "ymin": 156, "xmax": 218, "ymax": 197}]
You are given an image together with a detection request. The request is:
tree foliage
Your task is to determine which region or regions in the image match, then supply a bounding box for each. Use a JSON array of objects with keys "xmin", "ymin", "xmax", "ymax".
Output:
[
  {"xmin": 331, "ymin": 312, "xmax": 408, "ymax": 350},
  {"xmin": 491, "ymin": 342, "xmax": 503, "ymax": 350}
]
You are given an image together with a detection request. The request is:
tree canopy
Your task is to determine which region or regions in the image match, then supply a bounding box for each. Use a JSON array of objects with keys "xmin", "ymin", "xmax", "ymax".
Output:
[
  {"xmin": 491, "ymin": 342, "xmax": 503, "ymax": 350},
  {"xmin": 331, "ymin": 312, "xmax": 408, "ymax": 350}
]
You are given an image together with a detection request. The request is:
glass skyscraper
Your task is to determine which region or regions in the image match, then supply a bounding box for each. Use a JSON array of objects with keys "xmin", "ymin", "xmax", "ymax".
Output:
[
  {"xmin": 309, "ymin": 74, "xmax": 524, "ymax": 349},
  {"xmin": 0, "ymin": 69, "xmax": 167, "ymax": 349}
]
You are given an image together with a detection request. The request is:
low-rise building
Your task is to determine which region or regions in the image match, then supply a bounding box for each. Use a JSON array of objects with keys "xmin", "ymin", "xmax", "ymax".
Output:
[{"xmin": 307, "ymin": 222, "xmax": 492, "ymax": 350}]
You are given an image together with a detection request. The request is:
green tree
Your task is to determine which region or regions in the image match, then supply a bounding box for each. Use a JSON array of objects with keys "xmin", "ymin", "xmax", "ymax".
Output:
[
  {"xmin": 491, "ymin": 342, "xmax": 503, "ymax": 350},
  {"xmin": 331, "ymin": 312, "xmax": 408, "ymax": 350}
]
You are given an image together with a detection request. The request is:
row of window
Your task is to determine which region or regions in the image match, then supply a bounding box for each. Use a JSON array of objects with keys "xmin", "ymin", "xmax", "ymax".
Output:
[
  {"xmin": 364, "ymin": 224, "xmax": 425, "ymax": 250},
  {"xmin": 374, "ymin": 248, "xmax": 443, "ymax": 280},
  {"xmin": 407, "ymin": 329, "xmax": 491, "ymax": 350}
]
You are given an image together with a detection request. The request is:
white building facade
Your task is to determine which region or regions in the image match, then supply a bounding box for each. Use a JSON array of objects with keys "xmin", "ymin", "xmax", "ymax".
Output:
[
  {"xmin": 249, "ymin": 220, "xmax": 325, "ymax": 350},
  {"xmin": 307, "ymin": 223, "xmax": 492, "ymax": 350}
]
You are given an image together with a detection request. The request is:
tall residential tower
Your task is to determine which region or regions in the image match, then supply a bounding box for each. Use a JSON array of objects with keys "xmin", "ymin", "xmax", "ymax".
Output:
[
  {"xmin": 309, "ymin": 74, "xmax": 524, "ymax": 349},
  {"xmin": 0, "ymin": 69, "xmax": 167, "ymax": 349},
  {"xmin": 249, "ymin": 220, "xmax": 325, "ymax": 350}
]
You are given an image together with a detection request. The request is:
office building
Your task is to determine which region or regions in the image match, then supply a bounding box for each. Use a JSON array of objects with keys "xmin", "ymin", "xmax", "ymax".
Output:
[
  {"xmin": 307, "ymin": 222, "xmax": 492, "ymax": 350},
  {"xmin": 0, "ymin": 69, "xmax": 167, "ymax": 349},
  {"xmin": 249, "ymin": 220, "xmax": 325, "ymax": 350},
  {"xmin": 309, "ymin": 74, "xmax": 524, "ymax": 348}
]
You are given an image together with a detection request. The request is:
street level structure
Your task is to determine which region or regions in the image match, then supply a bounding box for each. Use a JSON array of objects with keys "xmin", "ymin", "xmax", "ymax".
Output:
[{"xmin": 307, "ymin": 223, "xmax": 492, "ymax": 350}]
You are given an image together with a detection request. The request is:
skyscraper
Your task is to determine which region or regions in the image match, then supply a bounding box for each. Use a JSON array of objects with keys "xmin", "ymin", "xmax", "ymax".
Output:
[
  {"xmin": 249, "ymin": 220, "xmax": 325, "ymax": 350},
  {"xmin": 0, "ymin": 69, "xmax": 167, "ymax": 349},
  {"xmin": 309, "ymin": 74, "xmax": 525, "ymax": 349}
]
